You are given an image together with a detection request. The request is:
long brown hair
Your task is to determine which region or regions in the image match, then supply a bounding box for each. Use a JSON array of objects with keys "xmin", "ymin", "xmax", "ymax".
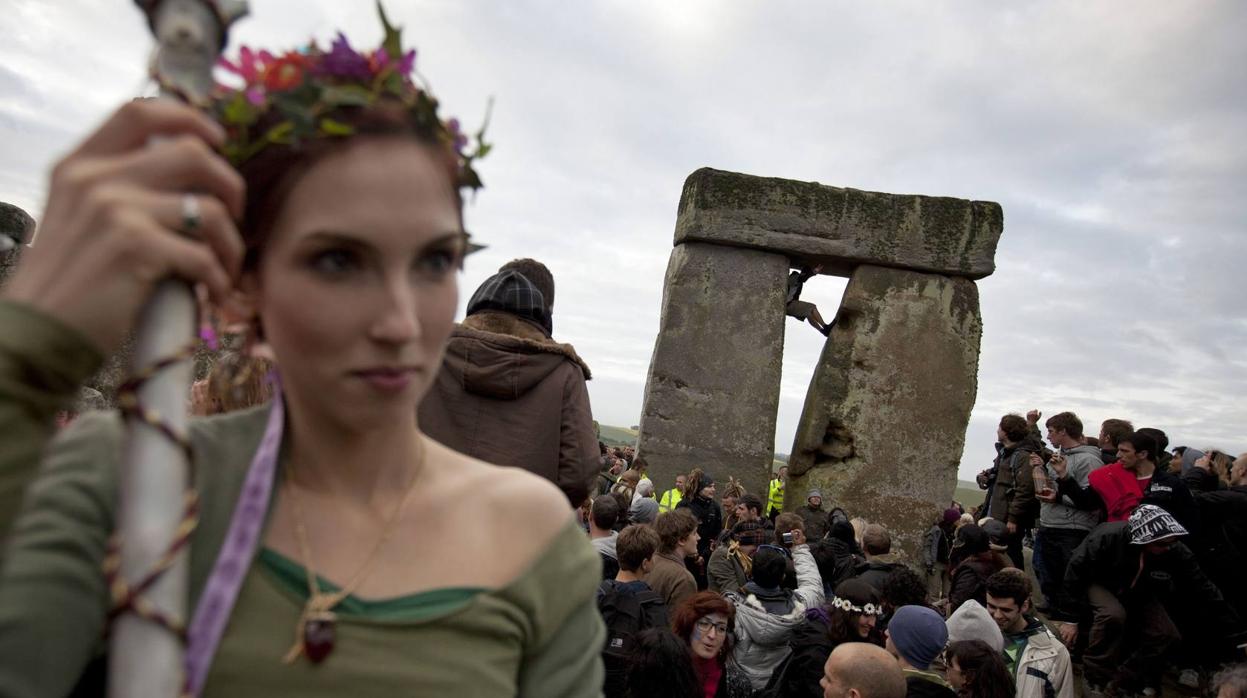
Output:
[
  {"xmin": 946, "ymin": 640, "xmax": 1015, "ymax": 698},
  {"xmin": 683, "ymin": 468, "xmax": 706, "ymax": 499}
]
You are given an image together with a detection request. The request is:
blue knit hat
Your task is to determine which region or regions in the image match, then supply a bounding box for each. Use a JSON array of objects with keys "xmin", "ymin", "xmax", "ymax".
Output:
[{"xmin": 888, "ymin": 605, "xmax": 947, "ymax": 670}]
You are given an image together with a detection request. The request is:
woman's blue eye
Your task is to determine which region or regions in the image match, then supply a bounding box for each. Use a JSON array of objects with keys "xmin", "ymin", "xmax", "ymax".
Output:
[
  {"xmin": 418, "ymin": 249, "xmax": 458, "ymax": 275},
  {"xmin": 311, "ymin": 249, "xmax": 359, "ymax": 275}
]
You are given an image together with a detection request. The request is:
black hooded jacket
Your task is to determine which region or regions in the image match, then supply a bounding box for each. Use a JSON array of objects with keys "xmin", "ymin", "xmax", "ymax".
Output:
[
  {"xmin": 677, "ymin": 495, "xmax": 723, "ymax": 559},
  {"xmin": 810, "ymin": 515, "xmax": 863, "ymax": 593},
  {"xmin": 1063, "ymin": 522, "xmax": 1245, "ymax": 647}
]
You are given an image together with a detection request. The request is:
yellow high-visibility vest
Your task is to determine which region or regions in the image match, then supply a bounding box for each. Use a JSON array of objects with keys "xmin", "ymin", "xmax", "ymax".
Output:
[
  {"xmin": 659, "ymin": 487, "xmax": 683, "ymax": 513},
  {"xmin": 768, "ymin": 478, "xmax": 785, "ymax": 513}
]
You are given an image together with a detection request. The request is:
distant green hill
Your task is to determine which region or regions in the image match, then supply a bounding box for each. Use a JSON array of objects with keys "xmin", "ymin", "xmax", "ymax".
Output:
[
  {"xmin": 955, "ymin": 480, "xmax": 983, "ymax": 510},
  {"xmin": 598, "ymin": 424, "xmax": 638, "ymax": 447}
]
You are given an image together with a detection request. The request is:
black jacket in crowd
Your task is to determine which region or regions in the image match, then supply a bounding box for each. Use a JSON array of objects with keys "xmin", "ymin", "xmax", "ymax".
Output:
[
  {"xmin": 677, "ymin": 495, "xmax": 723, "ymax": 560},
  {"xmin": 1063, "ymin": 522, "xmax": 1246, "ymax": 648},
  {"xmin": 810, "ymin": 518, "xmax": 864, "ymax": 595},
  {"xmin": 948, "ymin": 553, "xmax": 1009, "ymax": 614},
  {"xmin": 1192, "ymin": 482, "xmax": 1247, "ymax": 617}
]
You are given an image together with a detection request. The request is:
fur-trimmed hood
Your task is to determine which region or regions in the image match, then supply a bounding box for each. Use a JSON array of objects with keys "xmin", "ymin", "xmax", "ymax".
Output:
[
  {"xmin": 730, "ymin": 591, "xmax": 808, "ymax": 646},
  {"xmin": 443, "ymin": 311, "xmax": 591, "ymax": 400}
]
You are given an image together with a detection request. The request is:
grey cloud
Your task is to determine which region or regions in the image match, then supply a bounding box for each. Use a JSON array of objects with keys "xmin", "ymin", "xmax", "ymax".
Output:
[{"xmin": 2, "ymin": 1, "xmax": 1243, "ymax": 482}]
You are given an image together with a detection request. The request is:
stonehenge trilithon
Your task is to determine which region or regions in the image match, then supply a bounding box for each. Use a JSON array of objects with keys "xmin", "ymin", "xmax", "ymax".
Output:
[{"xmin": 638, "ymin": 168, "xmax": 1003, "ymax": 556}]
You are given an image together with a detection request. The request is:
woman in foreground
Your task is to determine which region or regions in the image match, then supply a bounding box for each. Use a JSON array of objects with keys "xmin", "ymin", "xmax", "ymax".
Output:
[{"xmin": 0, "ymin": 12, "xmax": 602, "ymax": 697}]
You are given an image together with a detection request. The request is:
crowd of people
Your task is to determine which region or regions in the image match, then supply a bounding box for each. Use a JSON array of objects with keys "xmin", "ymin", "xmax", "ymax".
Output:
[{"xmin": 586, "ymin": 409, "xmax": 1247, "ymax": 698}]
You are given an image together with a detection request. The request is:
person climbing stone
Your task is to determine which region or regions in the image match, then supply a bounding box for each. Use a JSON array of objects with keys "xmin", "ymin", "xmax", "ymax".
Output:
[{"xmin": 786, "ymin": 264, "xmax": 833, "ymax": 336}]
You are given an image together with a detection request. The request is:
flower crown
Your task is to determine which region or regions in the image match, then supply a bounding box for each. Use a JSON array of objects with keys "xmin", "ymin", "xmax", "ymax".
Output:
[
  {"xmin": 211, "ymin": 2, "xmax": 490, "ymax": 191},
  {"xmin": 831, "ymin": 596, "xmax": 882, "ymax": 616}
]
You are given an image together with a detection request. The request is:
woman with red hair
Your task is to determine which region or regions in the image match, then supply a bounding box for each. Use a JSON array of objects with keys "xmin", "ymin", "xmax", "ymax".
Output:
[{"xmin": 671, "ymin": 591, "xmax": 753, "ymax": 698}]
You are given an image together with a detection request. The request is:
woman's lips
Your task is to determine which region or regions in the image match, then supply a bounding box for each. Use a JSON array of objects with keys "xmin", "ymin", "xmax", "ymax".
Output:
[{"xmin": 352, "ymin": 367, "xmax": 419, "ymax": 393}]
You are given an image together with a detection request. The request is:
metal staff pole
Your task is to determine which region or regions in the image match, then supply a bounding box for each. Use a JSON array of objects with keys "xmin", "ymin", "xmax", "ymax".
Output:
[{"xmin": 110, "ymin": 1, "xmax": 246, "ymax": 696}]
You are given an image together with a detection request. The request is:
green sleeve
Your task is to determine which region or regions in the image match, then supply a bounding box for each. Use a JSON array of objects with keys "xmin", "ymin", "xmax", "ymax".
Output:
[
  {"xmin": 0, "ymin": 411, "xmax": 121, "ymax": 698},
  {"xmin": 517, "ymin": 521, "xmax": 606, "ymax": 698},
  {"xmin": 0, "ymin": 300, "xmax": 103, "ymax": 539},
  {"xmin": 0, "ymin": 300, "xmax": 116, "ymax": 697}
]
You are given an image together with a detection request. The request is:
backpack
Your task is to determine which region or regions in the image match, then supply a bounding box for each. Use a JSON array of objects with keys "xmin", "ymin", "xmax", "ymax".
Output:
[{"xmin": 597, "ymin": 580, "xmax": 668, "ymax": 697}]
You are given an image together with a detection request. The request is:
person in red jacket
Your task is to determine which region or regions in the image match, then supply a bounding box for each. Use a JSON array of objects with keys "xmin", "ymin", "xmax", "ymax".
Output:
[{"xmin": 1053, "ymin": 430, "xmax": 1199, "ymax": 534}]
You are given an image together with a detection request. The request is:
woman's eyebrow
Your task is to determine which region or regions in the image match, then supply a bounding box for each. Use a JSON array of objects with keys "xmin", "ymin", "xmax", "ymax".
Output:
[
  {"xmin": 422, "ymin": 230, "xmax": 468, "ymax": 248},
  {"xmin": 299, "ymin": 230, "xmax": 371, "ymax": 248}
]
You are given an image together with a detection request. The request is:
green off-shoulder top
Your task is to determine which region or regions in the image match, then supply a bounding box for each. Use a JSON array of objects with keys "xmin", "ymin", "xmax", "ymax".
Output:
[{"xmin": 0, "ymin": 300, "xmax": 605, "ymax": 698}]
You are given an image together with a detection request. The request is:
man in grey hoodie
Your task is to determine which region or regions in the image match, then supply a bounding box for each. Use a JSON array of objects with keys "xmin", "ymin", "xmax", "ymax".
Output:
[{"xmin": 1033, "ymin": 411, "xmax": 1103, "ymax": 618}]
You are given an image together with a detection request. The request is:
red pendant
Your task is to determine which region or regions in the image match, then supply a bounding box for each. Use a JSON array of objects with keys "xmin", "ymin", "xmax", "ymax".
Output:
[{"xmin": 303, "ymin": 616, "xmax": 336, "ymax": 664}]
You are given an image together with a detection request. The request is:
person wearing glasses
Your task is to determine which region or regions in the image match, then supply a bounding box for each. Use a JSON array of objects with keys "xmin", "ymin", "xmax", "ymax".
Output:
[{"xmin": 671, "ymin": 591, "xmax": 754, "ymax": 698}]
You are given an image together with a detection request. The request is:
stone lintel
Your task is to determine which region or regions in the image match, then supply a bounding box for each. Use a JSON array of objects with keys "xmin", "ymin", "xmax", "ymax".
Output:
[{"xmin": 674, "ymin": 168, "xmax": 1004, "ymax": 280}]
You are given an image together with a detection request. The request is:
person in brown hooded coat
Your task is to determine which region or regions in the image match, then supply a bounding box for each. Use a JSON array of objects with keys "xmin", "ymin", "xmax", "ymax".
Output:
[{"xmin": 418, "ymin": 259, "xmax": 599, "ymax": 505}]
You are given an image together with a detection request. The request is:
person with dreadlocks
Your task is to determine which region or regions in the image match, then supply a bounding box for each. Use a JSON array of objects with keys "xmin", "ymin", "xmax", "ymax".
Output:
[
  {"xmin": 720, "ymin": 476, "xmax": 747, "ymax": 532},
  {"xmin": 0, "ymin": 9, "xmax": 603, "ymax": 696},
  {"xmin": 677, "ymin": 468, "xmax": 723, "ymax": 588}
]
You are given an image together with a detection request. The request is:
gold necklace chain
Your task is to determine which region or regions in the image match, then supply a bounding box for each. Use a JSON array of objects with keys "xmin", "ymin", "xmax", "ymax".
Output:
[{"xmin": 281, "ymin": 436, "xmax": 425, "ymax": 664}]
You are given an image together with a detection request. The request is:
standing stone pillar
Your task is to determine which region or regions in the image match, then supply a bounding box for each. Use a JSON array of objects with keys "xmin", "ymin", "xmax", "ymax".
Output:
[
  {"xmin": 637, "ymin": 242, "xmax": 789, "ymax": 497},
  {"xmin": 787, "ymin": 265, "xmax": 982, "ymax": 557}
]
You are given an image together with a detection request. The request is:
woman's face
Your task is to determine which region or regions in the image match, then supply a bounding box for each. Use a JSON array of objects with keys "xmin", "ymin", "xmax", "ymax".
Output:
[
  {"xmin": 854, "ymin": 613, "xmax": 876, "ymax": 638},
  {"xmin": 247, "ymin": 137, "xmax": 462, "ymax": 431},
  {"xmin": 700, "ymin": 483, "xmax": 716, "ymax": 498},
  {"xmin": 946, "ymin": 656, "xmax": 966, "ymax": 691},
  {"xmin": 690, "ymin": 612, "xmax": 728, "ymax": 660}
]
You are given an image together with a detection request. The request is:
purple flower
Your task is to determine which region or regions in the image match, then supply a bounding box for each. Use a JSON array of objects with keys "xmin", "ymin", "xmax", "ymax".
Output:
[
  {"xmin": 198, "ymin": 323, "xmax": 219, "ymax": 351},
  {"xmin": 245, "ymin": 86, "xmax": 265, "ymax": 106},
  {"xmin": 396, "ymin": 49, "xmax": 416, "ymax": 76},
  {"xmin": 318, "ymin": 32, "xmax": 372, "ymax": 79},
  {"xmin": 446, "ymin": 118, "xmax": 468, "ymax": 151}
]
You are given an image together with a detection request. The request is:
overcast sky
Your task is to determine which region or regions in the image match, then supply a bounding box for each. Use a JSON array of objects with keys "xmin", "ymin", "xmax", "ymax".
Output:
[{"xmin": 2, "ymin": 1, "xmax": 1244, "ymax": 484}]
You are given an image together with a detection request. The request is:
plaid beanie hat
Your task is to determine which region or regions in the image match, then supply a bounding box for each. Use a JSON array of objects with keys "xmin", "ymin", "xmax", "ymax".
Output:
[
  {"xmin": 731, "ymin": 521, "xmax": 768, "ymax": 546},
  {"xmin": 466, "ymin": 270, "xmax": 553, "ymax": 334},
  {"xmin": 1128, "ymin": 504, "xmax": 1188, "ymax": 544}
]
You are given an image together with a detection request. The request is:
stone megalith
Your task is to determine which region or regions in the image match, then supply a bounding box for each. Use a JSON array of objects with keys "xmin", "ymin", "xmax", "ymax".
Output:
[
  {"xmin": 638, "ymin": 168, "xmax": 1002, "ymax": 554},
  {"xmin": 637, "ymin": 242, "xmax": 789, "ymax": 498},
  {"xmin": 786, "ymin": 265, "xmax": 982, "ymax": 556}
]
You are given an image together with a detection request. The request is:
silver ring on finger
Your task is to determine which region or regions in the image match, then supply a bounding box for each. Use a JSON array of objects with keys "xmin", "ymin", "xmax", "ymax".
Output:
[{"xmin": 181, "ymin": 193, "xmax": 202, "ymax": 236}]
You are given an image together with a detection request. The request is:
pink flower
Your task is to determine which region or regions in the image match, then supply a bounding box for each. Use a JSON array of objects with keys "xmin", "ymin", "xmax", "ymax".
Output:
[{"xmin": 219, "ymin": 45, "xmax": 261, "ymax": 83}]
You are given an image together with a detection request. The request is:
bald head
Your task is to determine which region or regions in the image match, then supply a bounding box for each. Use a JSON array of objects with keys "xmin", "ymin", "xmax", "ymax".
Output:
[{"xmin": 821, "ymin": 642, "xmax": 907, "ymax": 698}]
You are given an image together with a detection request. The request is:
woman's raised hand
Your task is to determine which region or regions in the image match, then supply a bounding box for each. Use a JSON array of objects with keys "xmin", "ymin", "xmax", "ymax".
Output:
[{"xmin": 3, "ymin": 100, "xmax": 245, "ymax": 354}]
